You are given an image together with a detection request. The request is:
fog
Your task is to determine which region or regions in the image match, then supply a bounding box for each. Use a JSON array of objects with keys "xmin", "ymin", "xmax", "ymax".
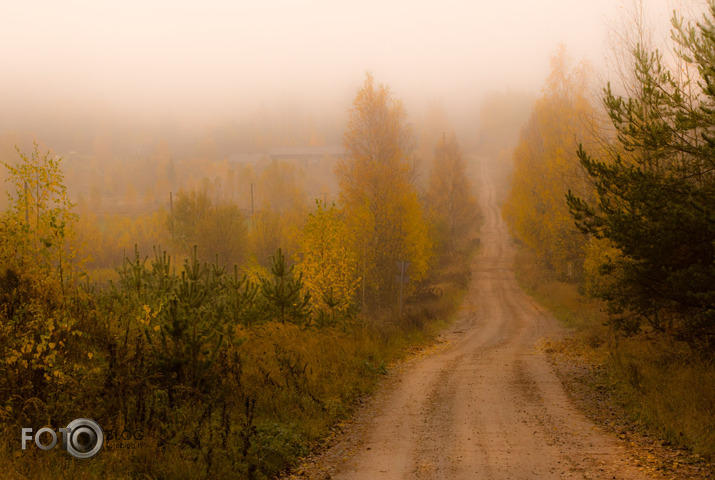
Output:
[{"xmin": 2, "ymin": 0, "xmax": 678, "ymax": 150}]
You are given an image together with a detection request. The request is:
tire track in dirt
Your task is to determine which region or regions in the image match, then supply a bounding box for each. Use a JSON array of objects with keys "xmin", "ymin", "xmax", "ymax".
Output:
[{"xmin": 288, "ymin": 158, "xmax": 652, "ymax": 480}]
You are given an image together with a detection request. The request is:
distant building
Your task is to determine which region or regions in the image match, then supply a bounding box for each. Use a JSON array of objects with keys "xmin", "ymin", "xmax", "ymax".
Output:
[
  {"xmin": 228, "ymin": 152, "xmax": 264, "ymax": 164},
  {"xmin": 268, "ymin": 145, "xmax": 345, "ymax": 163}
]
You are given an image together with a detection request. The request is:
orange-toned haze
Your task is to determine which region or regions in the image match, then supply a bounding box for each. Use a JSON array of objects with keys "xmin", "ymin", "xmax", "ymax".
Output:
[{"xmin": 1, "ymin": 0, "xmax": 677, "ymax": 131}]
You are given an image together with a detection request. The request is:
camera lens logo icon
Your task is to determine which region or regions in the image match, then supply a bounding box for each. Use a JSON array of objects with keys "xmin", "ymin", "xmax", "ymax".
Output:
[
  {"xmin": 21, "ymin": 418, "xmax": 104, "ymax": 458},
  {"xmin": 64, "ymin": 418, "xmax": 104, "ymax": 459}
]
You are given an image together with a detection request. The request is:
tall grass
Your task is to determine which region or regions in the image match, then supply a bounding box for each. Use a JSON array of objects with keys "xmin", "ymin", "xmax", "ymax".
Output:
[
  {"xmin": 0, "ymin": 250, "xmax": 471, "ymax": 480},
  {"xmin": 514, "ymin": 247, "xmax": 715, "ymax": 461}
]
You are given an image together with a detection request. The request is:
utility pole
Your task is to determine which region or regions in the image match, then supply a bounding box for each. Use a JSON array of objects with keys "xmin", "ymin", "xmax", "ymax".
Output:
[
  {"xmin": 36, "ymin": 168, "xmax": 39, "ymax": 230},
  {"xmin": 399, "ymin": 261, "xmax": 405, "ymax": 317},
  {"xmin": 362, "ymin": 243, "xmax": 366, "ymax": 308},
  {"xmin": 24, "ymin": 181, "xmax": 29, "ymax": 224},
  {"xmin": 395, "ymin": 260, "xmax": 410, "ymax": 317},
  {"xmin": 250, "ymin": 183, "xmax": 254, "ymax": 218},
  {"xmin": 169, "ymin": 191, "xmax": 174, "ymax": 239}
]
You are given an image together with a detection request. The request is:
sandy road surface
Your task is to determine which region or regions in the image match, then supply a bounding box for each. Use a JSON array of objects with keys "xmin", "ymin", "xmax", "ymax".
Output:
[{"xmin": 292, "ymin": 160, "xmax": 652, "ymax": 480}]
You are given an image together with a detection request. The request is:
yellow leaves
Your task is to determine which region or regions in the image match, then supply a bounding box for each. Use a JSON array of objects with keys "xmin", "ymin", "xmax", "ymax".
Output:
[
  {"xmin": 426, "ymin": 133, "xmax": 477, "ymax": 254},
  {"xmin": 87, "ymin": 352, "xmax": 94, "ymax": 360},
  {"xmin": 399, "ymin": 190, "xmax": 433, "ymax": 284},
  {"xmin": 74, "ymin": 208, "xmax": 169, "ymax": 271},
  {"xmin": 339, "ymin": 74, "xmax": 434, "ymax": 304},
  {"xmin": 6, "ymin": 355, "xmax": 17, "ymax": 365},
  {"xmin": 139, "ymin": 303, "xmax": 162, "ymax": 327},
  {"xmin": 297, "ymin": 202, "xmax": 359, "ymax": 315},
  {"xmin": 503, "ymin": 47, "xmax": 597, "ymax": 282},
  {"xmin": 242, "ymin": 261, "xmax": 270, "ymax": 285},
  {"xmin": 3, "ymin": 143, "xmax": 79, "ymax": 285},
  {"xmin": 583, "ymin": 236, "xmax": 621, "ymax": 295},
  {"xmin": 233, "ymin": 324, "xmax": 251, "ymax": 344}
]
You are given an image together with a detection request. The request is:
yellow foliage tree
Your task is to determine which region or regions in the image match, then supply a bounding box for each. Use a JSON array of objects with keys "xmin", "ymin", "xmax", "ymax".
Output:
[
  {"xmin": 503, "ymin": 48, "xmax": 599, "ymax": 281},
  {"xmin": 296, "ymin": 201, "xmax": 359, "ymax": 320},
  {"xmin": 427, "ymin": 133, "xmax": 479, "ymax": 255},
  {"xmin": 338, "ymin": 73, "xmax": 433, "ymax": 307},
  {"xmin": 1, "ymin": 143, "xmax": 79, "ymax": 289},
  {"xmin": 0, "ymin": 144, "xmax": 86, "ymax": 419},
  {"xmin": 169, "ymin": 189, "xmax": 248, "ymax": 267}
]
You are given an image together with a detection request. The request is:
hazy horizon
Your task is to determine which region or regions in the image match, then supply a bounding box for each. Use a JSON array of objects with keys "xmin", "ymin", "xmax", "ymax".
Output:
[{"xmin": 2, "ymin": 0, "xmax": 680, "ymax": 148}]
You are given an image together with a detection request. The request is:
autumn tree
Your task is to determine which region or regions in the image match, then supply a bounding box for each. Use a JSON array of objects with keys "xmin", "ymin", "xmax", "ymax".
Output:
[
  {"xmin": 249, "ymin": 208, "xmax": 284, "ymax": 268},
  {"xmin": 296, "ymin": 201, "xmax": 359, "ymax": 321},
  {"xmin": 415, "ymin": 100, "xmax": 451, "ymax": 186},
  {"xmin": 427, "ymin": 133, "xmax": 478, "ymax": 255},
  {"xmin": 0, "ymin": 144, "xmax": 86, "ymax": 423},
  {"xmin": 503, "ymin": 48, "xmax": 599, "ymax": 281},
  {"xmin": 1, "ymin": 143, "xmax": 79, "ymax": 289},
  {"xmin": 168, "ymin": 189, "xmax": 248, "ymax": 267},
  {"xmin": 338, "ymin": 73, "xmax": 433, "ymax": 308},
  {"xmin": 258, "ymin": 160, "xmax": 306, "ymax": 212}
]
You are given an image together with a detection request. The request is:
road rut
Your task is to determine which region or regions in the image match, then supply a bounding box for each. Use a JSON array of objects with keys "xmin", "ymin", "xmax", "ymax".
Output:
[{"xmin": 295, "ymin": 159, "xmax": 652, "ymax": 480}]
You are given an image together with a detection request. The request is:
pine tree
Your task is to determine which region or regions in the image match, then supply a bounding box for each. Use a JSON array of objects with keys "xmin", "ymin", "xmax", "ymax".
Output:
[
  {"xmin": 567, "ymin": 25, "xmax": 715, "ymax": 343},
  {"xmin": 260, "ymin": 249, "xmax": 311, "ymax": 325}
]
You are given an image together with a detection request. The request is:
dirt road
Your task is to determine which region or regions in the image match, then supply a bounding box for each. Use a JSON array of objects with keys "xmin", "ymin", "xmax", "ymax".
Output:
[{"xmin": 293, "ymin": 159, "xmax": 651, "ymax": 480}]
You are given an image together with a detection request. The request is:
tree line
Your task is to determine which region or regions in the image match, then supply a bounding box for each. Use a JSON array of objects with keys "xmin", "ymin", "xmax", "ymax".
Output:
[
  {"xmin": 506, "ymin": 3, "xmax": 715, "ymax": 348},
  {"xmin": 0, "ymin": 74, "xmax": 479, "ymax": 478}
]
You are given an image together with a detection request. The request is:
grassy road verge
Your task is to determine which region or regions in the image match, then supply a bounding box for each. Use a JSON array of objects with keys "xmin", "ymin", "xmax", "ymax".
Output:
[{"xmin": 515, "ymin": 247, "xmax": 714, "ymax": 479}]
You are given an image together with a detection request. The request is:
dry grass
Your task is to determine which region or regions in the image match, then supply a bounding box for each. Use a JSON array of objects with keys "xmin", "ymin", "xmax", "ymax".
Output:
[
  {"xmin": 514, "ymin": 247, "xmax": 715, "ymax": 467},
  {"xmin": 0, "ymin": 251, "xmax": 472, "ymax": 480}
]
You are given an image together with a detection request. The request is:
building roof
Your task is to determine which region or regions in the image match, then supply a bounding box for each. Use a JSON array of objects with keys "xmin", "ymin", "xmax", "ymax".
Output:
[{"xmin": 268, "ymin": 145, "xmax": 345, "ymax": 159}]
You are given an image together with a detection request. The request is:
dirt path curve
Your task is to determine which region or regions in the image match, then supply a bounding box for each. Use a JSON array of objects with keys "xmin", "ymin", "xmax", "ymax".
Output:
[{"xmin": 292, "ymin": 159, "xmax": 652, "ymax": 480}]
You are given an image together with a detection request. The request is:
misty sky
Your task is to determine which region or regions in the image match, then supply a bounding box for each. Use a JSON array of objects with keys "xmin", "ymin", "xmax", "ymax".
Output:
[{"xmin": 2, "ymin": 0, "xmax": 678, "ymax": 119}]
